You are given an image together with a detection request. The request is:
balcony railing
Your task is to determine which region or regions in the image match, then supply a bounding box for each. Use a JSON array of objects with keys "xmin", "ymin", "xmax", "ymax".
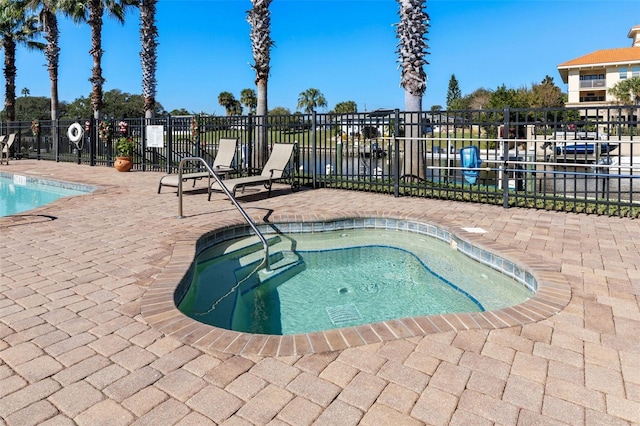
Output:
[
  {"xmin": 579, "ymin": 80, "xmax": 606, "ymax": 88},
  {"xmin": 579, "ymin": 95, "xmax": 606, "ymax": 102}
]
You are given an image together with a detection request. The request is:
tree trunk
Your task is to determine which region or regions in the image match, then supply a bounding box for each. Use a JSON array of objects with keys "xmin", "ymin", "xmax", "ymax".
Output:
[
  {"xmin": 42, "ymin": 11, "xmax": 60, "ymax": 122},
  {"xmin": 43, "ymin": 11, "xmax": 60, "ymax": 148},
  {"xmin": 140, "ymin": 0, "xmax": 158, "ymax": 119},
  {"xmin": 89, "ymin": 0, "xmax": 104, "ymax": 119},
  {"xmin": 403, "ymin": 92, "xmax": 424, "ymax": 179},
  {"xmin": 256, "ymin": 79, "xmax": 268, "ymax": 166},
  {"xmin": 3, "ymin": 39, "xmax": 17, "ymax": 122},
  {"xmin": 248, "ymin": 0, "xmax": 273, "ymax": 168}
]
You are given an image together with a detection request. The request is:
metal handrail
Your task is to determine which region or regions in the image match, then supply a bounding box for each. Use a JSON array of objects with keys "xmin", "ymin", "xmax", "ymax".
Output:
[{"xmin": 176, "ymin": 157, "xmax": 270, "ymax": 271}]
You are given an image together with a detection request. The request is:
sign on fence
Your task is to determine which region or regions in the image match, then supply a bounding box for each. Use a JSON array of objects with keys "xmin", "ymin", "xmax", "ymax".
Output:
[{"xmin": 146, "ymin": 125, "xmax": 164, "ymax": 148}]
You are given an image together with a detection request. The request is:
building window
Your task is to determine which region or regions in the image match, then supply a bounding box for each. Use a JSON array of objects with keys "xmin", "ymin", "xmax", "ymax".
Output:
[
  {"xmin": 579, "ymin": 74, "xmax": 605, "ymax": 80},
  {"xmin": 633, "ymin": 66, "xmax": 640, "ymax": 78},
  {"xmin": 620, "ymin": 67, "xmax": 628, "ymax": 79}
]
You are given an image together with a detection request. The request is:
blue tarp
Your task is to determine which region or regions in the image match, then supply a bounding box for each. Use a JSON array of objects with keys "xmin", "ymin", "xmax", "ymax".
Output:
[{"xmin": 460, "ymin": 146, "xmax": 482, "ymax": 184}]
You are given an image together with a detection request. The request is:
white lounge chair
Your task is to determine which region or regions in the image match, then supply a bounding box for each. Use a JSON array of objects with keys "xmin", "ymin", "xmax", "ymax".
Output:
[
  {"xmin": 208, "ymin": 143, "xmax": 295, "ymax": 200},
  {"xmin": 0, "ymin": 133, "xmax": 16, "ymax": 165},
  {"xmin": 158, "ymin": 138, "xmax": 238, "ymax": 194}
]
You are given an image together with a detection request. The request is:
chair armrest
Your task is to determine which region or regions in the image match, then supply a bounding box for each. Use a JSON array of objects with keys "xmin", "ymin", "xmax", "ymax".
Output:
[{"xmin": 268, "ymin": 168, "xmax": 286, "ymax": 178}]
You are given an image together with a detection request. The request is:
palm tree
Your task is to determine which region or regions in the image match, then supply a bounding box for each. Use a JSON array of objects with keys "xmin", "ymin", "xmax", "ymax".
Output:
[
  {"xmin": 609, "ymin": 76, "xmax": 640, "ymax": 106},
  {"xmin": 230, "ymin": 100, "xmax": 242, "ymax": 116},
  {"xmin": 0, "ymin": 1, "xmax": 43, "ymax": 123},
  {"xmin": 27, "ymin": 0, "xmax": 83, "ymax": 131},
  {"xmin": 396, "ymin": 0, "xmax": 429, "ymax": 111},
  {"xmin": 139, "ymin": 0, "xmax": 157, "ymax": 118},
  {"xmin": 332, "ymin": 101, "xmax": 357, "ymax": 114},
  {"xmin": 297, "ymin": 88, "xmax": 327, "ymax": 114},
  {"xmin": 395, "ymin": 0, "xmax": 429, "ymax": 179},
  {"xmin": 240, "ymin": 88, "xmax": 257, "ymax": 115},
  {"xmin": 609, "ymin": 76, "xmax": 640, "ymax": 134},
  {"xmin": 27, "ymin": 0, "xmax": 58, "ymax": 123},
  {"xmin": 247, "ymin": 0, "xmax": 273, "ymax": 165},
  {"xmin": 72, "ymin": 0, "xmax": 137, "ymax": 120},
  {"xmin": 218, "ymin": 91, "xmax": 237, "ymax": 116}
]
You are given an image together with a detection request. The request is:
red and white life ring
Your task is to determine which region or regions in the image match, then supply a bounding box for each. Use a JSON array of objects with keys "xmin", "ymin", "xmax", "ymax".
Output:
[{"xmin": 67, "ymin": 122, "xmax": 84, "ymax": 143}]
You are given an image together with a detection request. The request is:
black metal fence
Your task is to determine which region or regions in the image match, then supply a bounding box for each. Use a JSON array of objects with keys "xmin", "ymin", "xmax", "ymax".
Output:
[{"xmin": 2, "ymin": 104, "xmax": 639, "ymax": 217}]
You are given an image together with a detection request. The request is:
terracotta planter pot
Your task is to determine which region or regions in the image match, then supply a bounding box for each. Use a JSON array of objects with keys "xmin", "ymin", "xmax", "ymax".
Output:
[{"xmin": 114, "ymin": 156, "xmax": 133, "ymax": 172}]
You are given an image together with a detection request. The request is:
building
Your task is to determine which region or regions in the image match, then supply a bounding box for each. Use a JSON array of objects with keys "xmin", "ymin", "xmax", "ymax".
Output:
[{"xmin": 557, "ymin": 24, "xmax": 640, "ymax": 116}]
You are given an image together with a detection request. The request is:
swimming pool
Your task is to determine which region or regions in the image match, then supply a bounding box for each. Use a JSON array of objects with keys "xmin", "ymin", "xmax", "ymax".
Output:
[
  {"xmin": 0, "ymin": 173, "xmax": 93, "ymax": 217},
  {"xmin": 177, "ymin": 220, "xmax": 535, "ymax": 335}
]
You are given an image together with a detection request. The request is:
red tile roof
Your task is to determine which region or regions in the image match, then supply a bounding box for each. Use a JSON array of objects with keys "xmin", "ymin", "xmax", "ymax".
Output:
[{"xmin": 558, "ymin": 47, "xmax": 640, "ymax": 68}]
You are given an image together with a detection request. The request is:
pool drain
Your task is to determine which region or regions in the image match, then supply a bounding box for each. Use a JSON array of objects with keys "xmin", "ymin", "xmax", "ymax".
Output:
[{"xmin": 326, "ymin": 304, "xmax": 362, "ymax": 325}]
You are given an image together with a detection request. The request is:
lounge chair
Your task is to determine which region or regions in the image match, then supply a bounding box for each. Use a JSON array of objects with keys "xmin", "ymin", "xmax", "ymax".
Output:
[
  {"xmin": 208, "ymin": 143, "xmax": 295, "ymax": 200},
  {"xmin": 158, "ymin": 138, "xmax": 238, "ymax": 194},
  {"xmin": 0, "ymin": 133, "xmax": 16, "ymax": 165}
]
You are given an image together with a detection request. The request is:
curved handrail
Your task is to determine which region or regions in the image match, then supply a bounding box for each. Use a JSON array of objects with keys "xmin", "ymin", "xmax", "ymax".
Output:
[{"xmin": 176, "ymin": 157, "xmax": 270, "ymax": 271}]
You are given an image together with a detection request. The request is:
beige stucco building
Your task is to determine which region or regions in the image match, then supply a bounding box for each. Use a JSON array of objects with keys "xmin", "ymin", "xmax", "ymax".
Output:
[{"xmin": 557, "ymin": 24, "xmax": 640, "ymax": 111}]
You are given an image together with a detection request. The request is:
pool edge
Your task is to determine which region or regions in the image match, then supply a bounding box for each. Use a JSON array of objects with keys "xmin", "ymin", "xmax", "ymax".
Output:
[{"xmin": 141, "ymin": 216, "xmax": 571, "ymax": 357}]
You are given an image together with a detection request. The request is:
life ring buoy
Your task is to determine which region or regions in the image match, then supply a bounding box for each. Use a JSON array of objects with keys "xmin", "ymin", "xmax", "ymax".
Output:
[{"xmin": 67, "ymin": 122, "xmax": 84, "ymax": 143}]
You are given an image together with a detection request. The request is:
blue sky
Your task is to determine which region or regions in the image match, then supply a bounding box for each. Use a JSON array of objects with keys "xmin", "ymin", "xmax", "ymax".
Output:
[{"xmin": 3, "ymin": 0, "xmax": 640, "ymax": 115}]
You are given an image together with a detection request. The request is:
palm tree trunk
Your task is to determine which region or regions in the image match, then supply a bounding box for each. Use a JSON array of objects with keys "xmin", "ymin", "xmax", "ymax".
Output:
[
  {"xmin": 42, "ymin": 10, "xmax": 60, "ymax": 122},
  {"xmin": 140, "ymin": 0, "xmax": 158, "ymax": 119},
  {"xmin": 396, "ymin": 0, "xmax": 429, "ymax": 179},
  {"xmin": 403, "ymin": 94, "xmax": 423, "ymax": 179},
  {"xmin": 41, "ymin": 9, "xmax": 60, "ymax": 150},
  {"xmin": 88, "ymin": 0, "xmax": 105, "ymax": 119},
  {"xmin": 256, "ymin": 79, "xmax": 268, "ymax": 165},
  {"xmin": 3, "ymin": 38, "xmax": 17, "ymax": 122},
  {"xmin": 248, "ymin": 0, "xmax": 273, "ymax": 167}
]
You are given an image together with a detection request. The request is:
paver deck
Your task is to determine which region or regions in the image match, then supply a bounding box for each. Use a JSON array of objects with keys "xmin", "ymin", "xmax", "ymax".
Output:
[{"xmin": 1, "ymin": 160, "xmax": 639, "ymax": 425}]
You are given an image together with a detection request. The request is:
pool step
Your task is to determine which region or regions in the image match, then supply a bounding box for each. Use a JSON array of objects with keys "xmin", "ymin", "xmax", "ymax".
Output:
[
  {"xmin": 197, "ymin": 235, "xmax": 282, "ymax": 265},
  {"xmin": 257, "ymin": 251, "xmax": 302, "ymax": 282},
  {"xmin": 270, "ymin": 250, "xmax": 300, "ymax": 270},
  {"xmin": 234, "ymin": 249, "xmax": 303, "ymax": 284},
  {"xmin": 236, "ymin": 236, "xmax": 294, "ymax": 267}
]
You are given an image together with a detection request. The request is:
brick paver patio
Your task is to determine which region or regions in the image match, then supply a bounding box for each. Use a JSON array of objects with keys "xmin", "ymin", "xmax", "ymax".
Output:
[{"xmin": 1, "ymin": 160, "xmax": 638, "ymax": 425}]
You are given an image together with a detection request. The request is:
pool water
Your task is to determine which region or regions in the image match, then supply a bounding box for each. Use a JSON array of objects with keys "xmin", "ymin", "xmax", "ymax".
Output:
[
  {"xmin": 179, "ymin": 229, "xmax": 534, "ymax": 335},
  {"xmin": 234, "ymin": 246, "xmax": 484, "ymax": 334},
  {"xmin": 0, "ymin": 175, "xmax": 90, "ymax": 217}
]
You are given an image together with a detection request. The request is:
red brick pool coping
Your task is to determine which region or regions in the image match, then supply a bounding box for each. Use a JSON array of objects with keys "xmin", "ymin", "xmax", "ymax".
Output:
[{"xmin": 141, "ymin": 212, "xmax": 571, "ymax": 357}]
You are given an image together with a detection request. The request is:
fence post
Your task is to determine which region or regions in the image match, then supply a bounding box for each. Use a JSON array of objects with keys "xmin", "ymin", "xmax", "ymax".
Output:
[
  {"xmin": 36, "ymin": 127, "xmax": 41, "ymax": 160},
  {"xmin": 502, "ymin": 106, "xmax": 511, "ymax": 208},
  {"xmin": 76, "ymin": 135, "xmax": 82, "ymax": 165},
  {"xmin": 336, "ymin": 139, "xmax": 342, "ymax": 176},
  {"xmin": 141, "ymin": 117, "xmax": 147, "ymax": 172},
  {"xmin": 394, "ymin": 108, "xmax": 400, "ymax": 197},
  {"xmin": 166, "ymin": 115, "xmax": 172, "ymax": 174},
  {"xmin": 247, "ymin": 113, "xmax": 254, "ymax": 172},
  {"xmin": 55, "ymin": 119, "xmax": 60, "ymax": 162},
  {"xmin": 88, "ymin": 118, "xmax": 95, "ymax": 166},
  {"xmin": 311, "ymin": 110, "xmax": 317, "ymax": 188}
]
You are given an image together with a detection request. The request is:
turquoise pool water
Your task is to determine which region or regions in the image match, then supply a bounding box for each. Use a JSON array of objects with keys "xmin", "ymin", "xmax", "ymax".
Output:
[
  {"xmin": 179, "ymin": 228, "xmax": 534, "ymax": 335},
  {"xmin": 0, "ymin": 174, "xmax": 91, "ymax": 217}
]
